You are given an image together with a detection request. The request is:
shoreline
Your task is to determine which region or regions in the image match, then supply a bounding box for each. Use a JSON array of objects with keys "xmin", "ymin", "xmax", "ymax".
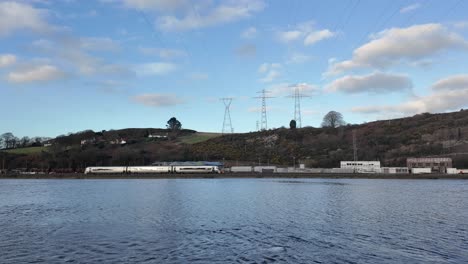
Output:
[{"xmin": 1, "ymin": 173, "xmax": 468, "ymax": 179}]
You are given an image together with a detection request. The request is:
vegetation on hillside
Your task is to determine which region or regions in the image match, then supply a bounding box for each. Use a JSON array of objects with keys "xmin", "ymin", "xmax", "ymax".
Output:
[
  {"xmin": 190, "ymin": 110, "xmax": 468, "ymax": 168},
  {"xmin": 2, "ymin": 110, "xmax": 468, "ymax": 172}
]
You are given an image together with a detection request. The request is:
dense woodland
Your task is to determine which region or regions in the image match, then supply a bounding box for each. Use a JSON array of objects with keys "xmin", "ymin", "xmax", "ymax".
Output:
[{"xmin": 2, "ymin": 110, "xmax": 468, "ymax": 172}]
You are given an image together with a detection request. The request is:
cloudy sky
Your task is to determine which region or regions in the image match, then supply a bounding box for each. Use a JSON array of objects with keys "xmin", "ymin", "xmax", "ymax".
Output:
[{"xmin": 1, "ymin": 0, "xmax": 468, "ymax": 137}]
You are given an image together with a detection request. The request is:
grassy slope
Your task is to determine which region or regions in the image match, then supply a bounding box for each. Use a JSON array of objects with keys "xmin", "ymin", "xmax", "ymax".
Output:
[
  {"xmin": 179, "ymin": 132, "xmax": 222, "ymax": 144},
  {"xmin": 2, "ymin": 146, "xmax": 48, "ymax": 154}
]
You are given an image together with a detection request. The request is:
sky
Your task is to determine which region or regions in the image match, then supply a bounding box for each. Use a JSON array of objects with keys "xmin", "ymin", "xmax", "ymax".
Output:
[{"xmin": 1, "ymin": 0, "xmax": 468, "ymax": 138}]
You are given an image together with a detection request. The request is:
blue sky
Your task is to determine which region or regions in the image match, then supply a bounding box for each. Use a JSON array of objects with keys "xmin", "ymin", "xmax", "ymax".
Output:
[{"xmin": 1, "ymin": 0, "xmax": 468, "ymax": 137}]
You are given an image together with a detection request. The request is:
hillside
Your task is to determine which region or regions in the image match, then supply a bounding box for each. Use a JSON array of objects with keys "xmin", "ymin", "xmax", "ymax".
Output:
[
  {"xmin": 2, "ymin": 110, "xmax": 468, "ymax": 171},
  {"xmin": 190, "ymin": 110, "xmax": 468, "ymax": 168}
]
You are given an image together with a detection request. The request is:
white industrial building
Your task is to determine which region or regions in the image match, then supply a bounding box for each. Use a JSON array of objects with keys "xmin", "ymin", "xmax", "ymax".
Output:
[{"xmin": 340, "ymin": 161, "xmax": 381, "ymax": 173}]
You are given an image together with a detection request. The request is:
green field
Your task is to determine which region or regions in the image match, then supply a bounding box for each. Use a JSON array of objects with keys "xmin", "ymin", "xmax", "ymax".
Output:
[
  {"xmin": 2, "ymin": 146, "xmax": 48, "ymax": 155},
  {"xmin": 179, "ymin": 132, "xmax": 222, "ymax": 144}
]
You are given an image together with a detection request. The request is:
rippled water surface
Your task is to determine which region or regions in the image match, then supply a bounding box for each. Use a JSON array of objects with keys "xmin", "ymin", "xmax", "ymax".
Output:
[{"xmin": 1, "ymin": 179, "xmax": 467, "ymax": 263}]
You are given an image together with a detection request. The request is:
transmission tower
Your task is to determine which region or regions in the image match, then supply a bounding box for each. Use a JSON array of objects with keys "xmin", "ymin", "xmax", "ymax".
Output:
[
  {"xmin": 286, "ymin": 86, "xmax": 310, "ymax": 128},
  {"xmin": 256, "ymin": 120, "xmax": 259, "ymax": 131},
  {"xmin": 353, "ymin": 129, "xmax": 358, "ymax": 161},
  {"xmin": 221, "ymin": 98, "xmax": 233, "ymax": 134},
  {"xmin": 254, "ymin": 89, "xmax": 274, "ymax": 130}
]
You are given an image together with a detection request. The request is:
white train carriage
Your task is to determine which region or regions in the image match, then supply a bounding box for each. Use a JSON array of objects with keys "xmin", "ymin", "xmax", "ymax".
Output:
[
  {"xmin": 173, "ymin": 166, "xmax": 220, "ymax": 174},
  {"xmin": 127, "ymin": 166, "xmax": 171, "ymax": 174},
  {"xmin": 85, "ymin": 165, "xmax": 221, "ymax": 174},
  {"xmin": 84, "ymin": 166, "xmax": 127, "ymax": 174}
]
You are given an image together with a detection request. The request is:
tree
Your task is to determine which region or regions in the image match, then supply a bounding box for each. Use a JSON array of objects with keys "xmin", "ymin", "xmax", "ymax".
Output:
[
  {"xmin": 20, "ymin": 136, "xmax": 30, "ymax": 148},
  {"xmin": 289, "ymin": 119, "xmax": 297, "ymax": 129},
  {"xmin": 321, "ymin": 111, "xmax": 345, "ymax": 128},
  {"xmin": 1, "ymin": 133, "xmax": 16, "ymax": 149},
  {"xmin": 166, "ymin": 117, "xmax": 182, "ymax": 131}
]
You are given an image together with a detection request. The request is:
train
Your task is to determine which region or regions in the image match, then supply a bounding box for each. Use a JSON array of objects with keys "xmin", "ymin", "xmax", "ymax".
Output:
[{"xmin": 84, "ymin": 165, "xmax": 221, "ymax": 174}]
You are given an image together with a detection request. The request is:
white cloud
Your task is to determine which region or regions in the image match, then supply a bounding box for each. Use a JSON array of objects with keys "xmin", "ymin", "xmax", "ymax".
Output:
[
  {"xmin": 189, "ymin": 72, "xmax": 208, "ymax": 80},
  {"xmin": 352, "ymin": 74, "xmax": 468, "ymax": 115},
  {"xmin": 120, "ymin": 0, "xmax": 189, "ymax": 11},
  {"xmin": 132, "ymin": 93, "xmax": 184, "ymax": 107},
  {"xmin": 80, "ymin": 37, "xmax": 120, "ymax": 52},
  {"xmin": 399, "ymin": 3, "xmax": 421, "ymax": 14},
  {"xmin": 260, "ymin": 70, "xmax": 281, "ymax": 83},
  {"xmin": 0, "ymin": 1, "xmax": 54, "ymax": 36},
  {"xmin": 409, "ymin": 59, "xmax": 433, "ymax": 68},
  {"xmin": 87, "ymin": 9, "xmax": 98, "ymax": 16},
  {"xmin": 32, "ymin": 38, "xmax": 53, "ymax": 49},
  {"xmin": 258, "ymin": 63, "xmax": 281, "ymax": 82},
  {"xmin": 0, "ymin": 54, "xmax": 16, "ymax": 67},
  {"xmin": 7, "ymin": 64, "xmax": 65, "ymax": 83},
  {"xmin": 0, "ymin": 2, "xmax": 132, "ymax": 85},
  {"xmin": 302, "ymin": 109, "xmax": 319, "ymax": 116},
  {"xmin": 31, "ymin": 36, "xmax": 133, "ymax": 77},
  {"xmin": 454, "ymin": 21, "xmax": 468, "ymax": 29},
  {"xmin": 157, "ymin": 0, "xmax": 265, "ymax": 32},
  {"xmin": 304, "ymin": 29, "xmax": 335, "ymax": 46},
  {"xmin": 290, "ymin": 82, "xmax": 320, "ymax": 94},
  {"xmin": 268, "ymin": 82, "xmax": 320, "ymax": 96},
  {"xmin": 325, "ymin": 72, "xmax": 413, "ymax": 94},
  {"xmin": 431, "ymin": 74, "xmax": 468, "ymax": 91},
  {"xmin": 241, "ymin": 26, "xmax": 257, "ymax": 38},
  {"xmin": 286, "ymin": 52, "xmax": 311, "ymax": 64},
  {"xmin": 258, "ymin": 63, "xmax": 269, "ymax": 73},
  {"xmin": 277, "ymin": 30, "xmax": 303, "ymax": 43},
  {"xmin": 138, "ymin": 47, "xmax": 186, "ymax": 59},
  {"xmin": 353, "ymin": 89, "xmax": 468, "ymax": 115},
  {"xmin": 277, "ymin": 21, "xmax": 335, "ymax": 45},
  {"xmin": 235, "ymin": 44, "xmax": 256, "ymax": 58},
  {"xmin": 135, "ymin": 62, "xmax": 177, "ymax": 75},
  {"xmin": 326, "ymin": 23, "xmax": 468, "ymax": 76},
  {"xmin": 106, "ymin": 0, "xmax": 265, "ymax": 32}
]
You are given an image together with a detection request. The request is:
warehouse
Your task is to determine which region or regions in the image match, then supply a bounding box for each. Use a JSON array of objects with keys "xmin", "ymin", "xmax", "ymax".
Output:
[{"xmin": 406, "ymin": 157, "xmax": 452, "ymax": 173}]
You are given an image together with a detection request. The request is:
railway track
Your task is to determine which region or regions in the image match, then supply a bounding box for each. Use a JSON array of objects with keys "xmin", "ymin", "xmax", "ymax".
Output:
[{"xmin": 2, "ymin": 173, "xmax": 468, "ymax": 179}]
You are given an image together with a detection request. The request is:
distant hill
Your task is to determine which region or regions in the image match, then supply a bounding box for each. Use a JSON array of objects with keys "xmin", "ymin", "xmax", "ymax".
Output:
[{"xmin": 2, "ymin": 110, "xmax": 468, "ymax": 171}]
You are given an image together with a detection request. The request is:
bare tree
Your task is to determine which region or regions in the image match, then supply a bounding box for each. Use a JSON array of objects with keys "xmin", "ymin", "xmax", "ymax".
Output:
[
  {"xmin": 20, "ymin": 136, "xmax": 30, "ymax": 148},
  {"xmin": 321, "ymin": 111, "xmax": 345, "ymax": 128},
  {"xmin": 1, "ymin": 133, "xmax": 16, "ymax": 149}
]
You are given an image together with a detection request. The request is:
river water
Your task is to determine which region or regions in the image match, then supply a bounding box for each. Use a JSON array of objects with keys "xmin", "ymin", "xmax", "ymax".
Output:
[{"xmin": 0, "ymin": 179, "xmax": 467, "ymax": 263}]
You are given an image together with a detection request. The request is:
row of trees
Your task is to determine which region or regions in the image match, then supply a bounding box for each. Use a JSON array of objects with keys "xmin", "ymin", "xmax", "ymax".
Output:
[{"xmin": 0, "ymin": 133, "xmax": 50, "ymax": 149}]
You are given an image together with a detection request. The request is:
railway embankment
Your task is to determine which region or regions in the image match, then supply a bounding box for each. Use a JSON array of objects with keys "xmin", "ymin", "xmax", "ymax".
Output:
[{"xmin": 2, "ymin": 173, "xmax": 468, "ymax": 179}]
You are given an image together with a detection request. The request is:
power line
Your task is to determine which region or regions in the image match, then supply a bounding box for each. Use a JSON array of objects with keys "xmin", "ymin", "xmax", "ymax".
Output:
[
  {"xmin": 221, "ymin": 98, "xmax": 234, "ymax": 134},
  {"xmin": 332, "ymin": 0, "xmax": 355, "ymax": 33},
  {"xmin": 439, "ymin": 0, "xmax": 464, "ymax": 21},
  {"xmin": 253, "ymin": 89, "xmax": 274, "ymax": 131},
  {"xmin": 139, "ymin": 11, "xmax": 166, "ymax": 47},
  {"xmin": 401, "ymin": 0, "xmax": 430, "ymax": 26},
  {"xmin": 355, "ymin": 0, "xmax": 396, "ymax": 47},
  {"xmin": 335, "ymin": 0, "xmax": 361, "ymax": 33},
  {"xmin": 375, "ymin": 0, "xmax": 407, "ymax": 33}
]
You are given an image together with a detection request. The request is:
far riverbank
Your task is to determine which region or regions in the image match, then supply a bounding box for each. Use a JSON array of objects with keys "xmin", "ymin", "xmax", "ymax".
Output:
[{"xmin": 1, "ymin": 173, "xmax": 468, "ymax": 179}]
